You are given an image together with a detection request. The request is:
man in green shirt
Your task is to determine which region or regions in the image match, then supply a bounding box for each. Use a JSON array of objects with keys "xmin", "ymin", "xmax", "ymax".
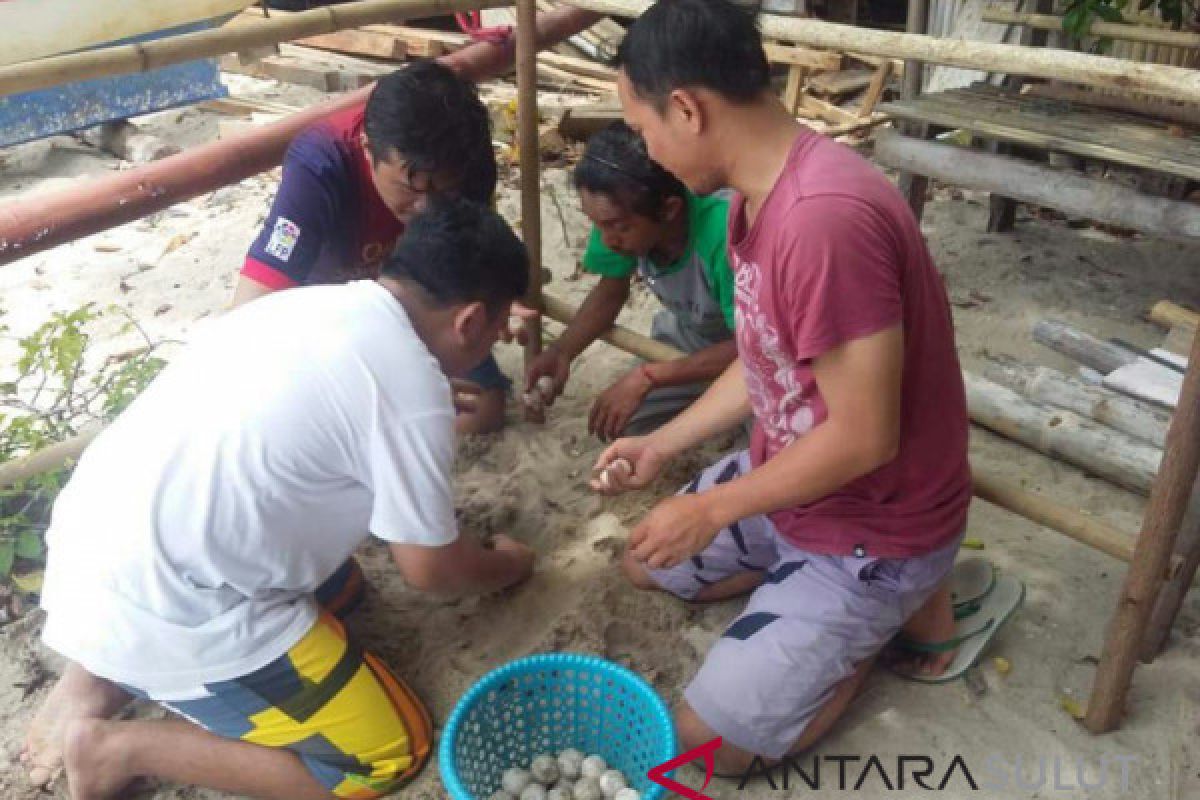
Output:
[{"xmin": 526, "ymin": 123, "xmax": 738, "ymax": 440}]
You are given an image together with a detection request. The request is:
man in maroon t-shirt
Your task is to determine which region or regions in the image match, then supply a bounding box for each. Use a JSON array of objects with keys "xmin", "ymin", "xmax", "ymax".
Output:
[{"xmin": 593, "ymin": 0, "xmax": 984, "ymax": 770}]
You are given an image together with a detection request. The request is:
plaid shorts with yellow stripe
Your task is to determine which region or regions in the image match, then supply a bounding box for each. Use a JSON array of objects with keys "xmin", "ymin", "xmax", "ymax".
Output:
[{"xmin": 165, "ymin": 610, "xmax": 431, "ymax": 799}]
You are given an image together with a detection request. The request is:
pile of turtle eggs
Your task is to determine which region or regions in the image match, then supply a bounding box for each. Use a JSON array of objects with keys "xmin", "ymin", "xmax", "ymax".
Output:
[{"xmin": 490, "ymin": 750, "xmax": 639, "ymax": 800}]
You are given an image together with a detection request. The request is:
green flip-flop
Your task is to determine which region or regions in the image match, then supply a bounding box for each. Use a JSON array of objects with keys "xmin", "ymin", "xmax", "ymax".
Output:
[
  {"xmin": 890, "ymin": 573, "xmax": 1025, "ymax": 684},
  {"xmin": 950, "ymin": 557, "xmax": 996, "ymax": 620}
]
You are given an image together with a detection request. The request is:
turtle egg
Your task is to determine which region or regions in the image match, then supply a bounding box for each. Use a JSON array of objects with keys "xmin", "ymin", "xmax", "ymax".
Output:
[
  {"xmin": 536, "ymin": 375, "xmax": 556, "ymax": 398},
  {"xmin": 614, "ymin": 790, "xmax": 640, "ymax": 800},
  {"xmin": 547, "ymin": 788, "xmax": 574, "ymax": 800},
  {"xmin": 502, "ymin": 768, "xmax": 533, "ymax": 795},
  {"xmin": 530, "ymin": 754, "xmax": 560, "ymax": 786},
  {"xmin": 598, "ymin": 770, "xmax": 627, "ymax": 798},
  {"xmin": 574, "ymin": 778, "xmax": 603, "ymax": 800},
  {"xmin": 520, "ymin": 786, "xmax": 547, "ymax": 800},
  {"xmin": 522, "ymin": 390, "xmax": 545, "ymax": 412},
  {"xmin": 557, "ymin": 751, "xmax": 583, "ymax": 781},
  {"xmin": 580, "ymin": 755, "xmax": 607, "ymax": 780}
]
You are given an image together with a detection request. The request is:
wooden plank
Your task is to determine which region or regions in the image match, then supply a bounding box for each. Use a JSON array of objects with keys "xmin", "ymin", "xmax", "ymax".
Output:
[
  {"xmin": 763, "ymin": 42, "xmax": 843, "ymax": 71},
  {"xmin": 880, "ymin": 92, "xmax": 1200, "ymax": 181},
  {"xmin": 294, "ymin": 27, "xmax": 407, "ymax": 60},
  {"xmin": 1104, "ymin": 358, "xmax": 1184, "ymax": 409},
  {"xmin": 364, "ymin": 24, "xmax": 469, "ymax": 57},
  {"xmin": 558, "ymin": 102, "xmax": 621, "ymax": 139},
  {"xmin": 537, "ymin": 62, "xmax": 614, "ymax": 93},
  {"xmin": 857, "ymin": 60, "xmax": 893, "ymax": 118},
  {"xmin": 808, "ymin": 67, "xmax": 875, "ymax": 97},
  {"xmin": 1023, "ymin": 83, "xmax": 1200, "ymax": 131},
  {"xmin": 798, "ymin": 93, "xmax": 858, "ymax": 125},
  {"xmin": 781, "ymin": 67, "xmax": 807, "ymax": 116},
  {"xmin": 983, "ymin": 8, "xmax": 1200, "ymax": 49},
  {"xmin": 538, "ymin": 50, "xmax": 618, "ymax": 81},
  {"xmin": 1150, "ymin": 301, "xmax": 1200, "ymax": 330}
]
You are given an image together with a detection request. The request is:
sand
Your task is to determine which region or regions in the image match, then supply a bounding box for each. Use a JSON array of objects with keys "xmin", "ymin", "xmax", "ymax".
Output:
[{"xmin": 0, "ymin": 72, "xmax": 1198, "ymax": 800}]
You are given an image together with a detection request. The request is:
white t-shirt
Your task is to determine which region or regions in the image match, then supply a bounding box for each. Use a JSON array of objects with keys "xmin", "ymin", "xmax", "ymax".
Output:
[{"xmin": 40, "ymin": 281, "xmax": 458, "ymax": 700}]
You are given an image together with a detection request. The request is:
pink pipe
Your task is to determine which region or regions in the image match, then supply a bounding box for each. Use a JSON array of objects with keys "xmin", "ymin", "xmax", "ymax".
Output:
[{"xmin": 0, "ymin": 6, "xmax": 601, "ymax": 266}]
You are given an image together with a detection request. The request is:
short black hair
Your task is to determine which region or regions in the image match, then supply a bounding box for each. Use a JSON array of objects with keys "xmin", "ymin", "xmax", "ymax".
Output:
[
  {"xmin": 364, "ymin": 60, "xmax": 497, "ymax": 203},
  {"xmin": 614, "ymin": 0, "xmax": 770, "ymax": 108},
  {"xmin": 573, "ymin": 122, "xmax": 687, "ymax": 219},
  {"xmin": 382, "ymin": 196, "xmax": 528, "ymax": 316}
]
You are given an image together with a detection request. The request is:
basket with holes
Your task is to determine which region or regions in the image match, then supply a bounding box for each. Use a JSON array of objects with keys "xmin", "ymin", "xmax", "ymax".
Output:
[{"xmin": 439, "ymin": 653, "xmax": 677, "ymax": 800}]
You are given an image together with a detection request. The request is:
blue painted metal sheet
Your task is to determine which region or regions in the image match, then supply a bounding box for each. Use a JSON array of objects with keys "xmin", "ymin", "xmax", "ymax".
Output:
[{"xmin": 0, "ymin": 19, "xmax": 229, "ymax": 147}]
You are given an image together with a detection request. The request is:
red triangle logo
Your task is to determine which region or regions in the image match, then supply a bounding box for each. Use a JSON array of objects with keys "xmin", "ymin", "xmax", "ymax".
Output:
[{"xmin": 647, "ymin": 737, "xmax": 723, "ymax": 800}]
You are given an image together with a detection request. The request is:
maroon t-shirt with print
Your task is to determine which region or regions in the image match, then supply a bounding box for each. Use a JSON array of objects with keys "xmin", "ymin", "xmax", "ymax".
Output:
[{"xmin": 728, "ymin": 128, "xmax": 971, "ymax": 559}]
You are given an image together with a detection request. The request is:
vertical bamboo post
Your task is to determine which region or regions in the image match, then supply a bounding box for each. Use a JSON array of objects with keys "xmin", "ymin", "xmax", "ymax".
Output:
[
  {"xmin": 516, "ymin": 0, "xmax": 544, "ymax": 422},
  {"xmin": 1085, "ymin": 326, "xmax": 1200, "ymax": 732},
  {"xmin": 1139, "ymin": 473, "xmax": 1200, "ymax": 660},
  {"xmin": 897, "ymin": 0, "xmax": 930, "ymax": 218}
]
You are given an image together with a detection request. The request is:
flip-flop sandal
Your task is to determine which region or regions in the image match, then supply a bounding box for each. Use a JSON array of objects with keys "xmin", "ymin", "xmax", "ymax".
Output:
[
  {"xmin": 949, "ymin": 557, "xmax": 996, "ymax": 618},
  {"xmin": 890, "ymin": 573, "xmax": 1025, "ymax": 684}
]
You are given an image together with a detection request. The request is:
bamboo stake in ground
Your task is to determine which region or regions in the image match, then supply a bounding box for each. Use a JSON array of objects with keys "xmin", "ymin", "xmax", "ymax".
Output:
[
  {"xmin": 1086, "ymin": 325, "xmax": 1200, "ymax": 732},
  {"xmin": 516, "ymin": 0, "xmax": 544, "ymax": 423},
  {"xmin": 1139, "ymin": 472, "xmax": 1200, "ymax": 660}
]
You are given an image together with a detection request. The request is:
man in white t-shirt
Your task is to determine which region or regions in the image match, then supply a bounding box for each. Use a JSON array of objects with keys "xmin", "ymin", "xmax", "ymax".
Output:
[{"xmin": 22, "ymin": 197, "xmax": 534, "ymax": 800}]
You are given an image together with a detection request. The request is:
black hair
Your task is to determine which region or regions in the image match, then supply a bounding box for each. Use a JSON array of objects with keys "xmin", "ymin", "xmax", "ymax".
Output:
[
  {"xmin": 364, "ymin": 60, "xmax": 497, "ymax": 203},
  {"xmin": 573, "ymin": 122, "xmax": 687, "ymax": 219},
  {"xmin": 382, "ymin": 196, "xmax": 528, "ymax": 316},
  {"xmin": 614, "ymin": 0, "xmax": 770, "ymax": 108}
]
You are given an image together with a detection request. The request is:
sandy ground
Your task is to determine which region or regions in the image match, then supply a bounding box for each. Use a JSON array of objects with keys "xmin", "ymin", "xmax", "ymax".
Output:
[{"xmin": 0, "ymin": 71, "xmax": 1198, "ymax": 800}]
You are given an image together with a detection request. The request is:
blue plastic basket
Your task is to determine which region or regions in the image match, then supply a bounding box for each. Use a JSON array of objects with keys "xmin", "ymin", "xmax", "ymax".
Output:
[{"xmin": 440, "ymin": 653, "xmax": 677, "ymax": 800}]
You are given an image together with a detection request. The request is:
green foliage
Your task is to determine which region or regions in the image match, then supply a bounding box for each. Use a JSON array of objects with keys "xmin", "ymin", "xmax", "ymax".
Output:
[
  {"xmin": 1061, "ymin": 0, "xmax": 1193, "ymax": 51},
  {"xmin": 0, "ymin": 305, "xmax": 168, "ymax": 596}
]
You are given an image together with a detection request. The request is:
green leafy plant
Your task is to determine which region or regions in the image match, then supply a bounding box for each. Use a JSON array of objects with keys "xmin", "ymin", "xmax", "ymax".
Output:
[
  {"xmin": 0, "ymin": 305, "xmax": 168, "ymax": 600},
  {"xmin": 1062, "ymin": 0, "xmax": 1194, "ymax": 50}
]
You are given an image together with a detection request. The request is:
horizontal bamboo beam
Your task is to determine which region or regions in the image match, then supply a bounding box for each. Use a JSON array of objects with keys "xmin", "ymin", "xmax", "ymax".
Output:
[
  {"xmin": 0, "ymin": 426, "xmax": 101, "ymax": 488},
  {"xmin": 873, "ymin": 130, "xmax": 1200, "ymax": 241},
  {"xmin": 563, "ymin": 0, "xmax": 1200, "ymax": 104},
  {"xmin": 0, "ymin": 0, "xmax": 512, "ymax": 97},
  {"xmin": 982, "ymin": 8, "xmax": 1200, "ymax": 49}
]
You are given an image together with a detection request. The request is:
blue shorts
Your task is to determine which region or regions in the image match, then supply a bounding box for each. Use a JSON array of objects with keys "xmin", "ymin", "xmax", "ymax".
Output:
[{"xmin": 465, "ymin": 353, "xmax": 510, "ymax": 392}]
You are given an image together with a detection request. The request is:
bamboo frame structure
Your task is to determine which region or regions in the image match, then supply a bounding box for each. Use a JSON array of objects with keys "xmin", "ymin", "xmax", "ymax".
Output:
[
  {"xmin": 0, "ymin": 0, "xmax": 513, "ymax": 98},
  {"xmin": 563, "ymin": 0, "xmax": 1200, "ymax": 104},
  {"xmin": 980, "ymin": 8, "xmax": 1200, "ymax": 49}
]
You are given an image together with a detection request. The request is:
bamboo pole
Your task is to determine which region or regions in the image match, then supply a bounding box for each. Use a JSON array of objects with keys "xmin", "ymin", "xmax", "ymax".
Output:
[
  {"xmin": 563, "ymin": 0, "xmax": 1200, "ymax": 104},
  {"xmin": 517, "ymin": 0, "xmax": 545, "ymax": 422},
  {"xmin": 1149, "ymin": 301, "xmax": 1200, "ymax": 332},
  {"xmin": 1086, "ymin": 324, "xmax": 1200, "ymax": 732},
  {"xmin": 1139, "ymin": 471, "xmax": 1200, "ymax": 660},
  {"xmin": 0, "ymin": 0, "xmax": 513, "ymax": 98},
  {"xmin": 981, "ymin": 9, "xmax": 1200, "ymax": 49},
  {"xmin": 0, "ymin": 426, "xmax": 102, "ymax": 488},
  {"xmin": 873, "ymin": 131, "xmax": 1200, "ymax": 241}
]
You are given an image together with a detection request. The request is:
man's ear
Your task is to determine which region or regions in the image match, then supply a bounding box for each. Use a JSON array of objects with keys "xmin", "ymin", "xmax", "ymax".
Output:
[
  {"xmin": 452, "ymin": 301, "xmax": 490, "ymax": 344},
  {"xmin": 667, "ymin": 87, "xmax": 707, "ymax": 136},
  {"xmin": 660, "ymin": 194, "xmax": 686, "ymax": 224}
]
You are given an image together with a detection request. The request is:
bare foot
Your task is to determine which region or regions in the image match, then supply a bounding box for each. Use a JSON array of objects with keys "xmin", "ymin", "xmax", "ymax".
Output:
[
  {"xmin": 889, "ymin": 584, "xmax": 957, "ymax": 677},
  {"xmin": 63, "ymin": 719, "xmax": 135, "ymax": 800},
  {"xmin": 20, "ymin": 663, "xmax": 131, "ymax": 789}
]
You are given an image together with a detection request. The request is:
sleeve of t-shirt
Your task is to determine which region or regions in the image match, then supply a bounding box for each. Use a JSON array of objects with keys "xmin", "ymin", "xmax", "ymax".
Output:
[
  {"xmin": 242, "ymin": 133, "xmax": 341, "ymax": 289},
  {"xmin": 361, "ymin": 409, "xmax": 459, "ymax": 547},
  {"xmin": 776, "ymin": 195, "xmax": 903, "ymax": 361},
  {"xmin": 581, "ymin": 227, "xmax": 637, "ymax": 279}
]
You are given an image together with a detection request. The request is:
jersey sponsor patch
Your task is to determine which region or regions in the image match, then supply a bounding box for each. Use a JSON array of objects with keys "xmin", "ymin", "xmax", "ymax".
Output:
[{"xmin": 265, "ymin": 217, "xmax": 301, "ymax": 262}]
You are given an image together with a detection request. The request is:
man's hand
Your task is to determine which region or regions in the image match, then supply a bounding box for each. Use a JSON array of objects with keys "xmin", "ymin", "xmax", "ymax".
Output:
[
  {"xmin": 488, "ymin": 533, "xmax": 536, "ymax": 587},
  {"xmin": 588, "ymin": 367, "xmax": 654, "ymax": 440},
  {"xmin": 524, "ymin": 345, "xmax": 571, "ymax": 406},
  {"xmin": 628, "ymin": 493, "xmax": 721, "ymax": 570},
  {"xmin": 590, "ymin": 435, "xmax": 670, "ymax": 495},
  {"xmin": 450, "ymin": 378, "xmax": 482, "ymax": 416}
]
